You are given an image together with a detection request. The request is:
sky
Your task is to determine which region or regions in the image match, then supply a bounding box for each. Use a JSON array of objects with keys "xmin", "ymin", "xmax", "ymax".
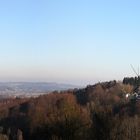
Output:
[{"xmin": 0, "ymin": 0, "xmax": 140, "ymax": 85}]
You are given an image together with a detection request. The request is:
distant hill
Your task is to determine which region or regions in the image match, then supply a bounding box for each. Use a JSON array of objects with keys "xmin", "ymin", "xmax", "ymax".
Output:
[{"xmin": 0, "ymin": 82, "xmax": 80, "ymax": 98}]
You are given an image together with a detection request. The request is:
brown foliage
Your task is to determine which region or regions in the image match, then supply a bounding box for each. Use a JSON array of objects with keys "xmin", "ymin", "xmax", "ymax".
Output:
[{"xmin": 0, "ymin": 81, "xmax": 140, "ymax": 140}]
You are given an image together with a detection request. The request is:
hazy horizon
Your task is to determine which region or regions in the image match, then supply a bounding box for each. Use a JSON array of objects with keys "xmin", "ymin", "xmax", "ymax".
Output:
[{"xmin": 0, "ymin": 0, "xmax": 140, "ymax": 85}]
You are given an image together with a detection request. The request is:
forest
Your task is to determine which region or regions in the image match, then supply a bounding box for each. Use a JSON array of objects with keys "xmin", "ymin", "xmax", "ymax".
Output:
[{"xmin": 0, "ymin": 80, "xmax": 140, "ymax": 140}]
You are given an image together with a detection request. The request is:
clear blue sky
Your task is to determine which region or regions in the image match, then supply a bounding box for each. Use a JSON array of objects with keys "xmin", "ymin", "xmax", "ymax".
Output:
[{"xmin": 0, "ymin": 0, "xmax": 140, "ymax": 85}]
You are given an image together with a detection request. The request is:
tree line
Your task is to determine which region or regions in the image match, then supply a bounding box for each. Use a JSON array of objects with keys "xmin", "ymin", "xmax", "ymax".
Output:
[{"xmin": 0, "ymin": 81, "xmax": 140, "ymax": 140}]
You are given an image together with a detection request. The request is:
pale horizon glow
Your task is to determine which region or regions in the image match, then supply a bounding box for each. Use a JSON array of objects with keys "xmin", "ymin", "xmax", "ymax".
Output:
[{"xmin": 0, "ymin": 0, "xmax": 140, "ymax": 85}]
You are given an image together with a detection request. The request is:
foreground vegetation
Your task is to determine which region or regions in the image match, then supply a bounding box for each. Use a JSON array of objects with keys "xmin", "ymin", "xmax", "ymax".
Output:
[{"xmin": 0, "ymin": 80, "xmax": 140, "ymax": 140}]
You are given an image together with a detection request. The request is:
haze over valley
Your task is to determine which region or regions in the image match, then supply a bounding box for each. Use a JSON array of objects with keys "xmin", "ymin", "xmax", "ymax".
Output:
[{"xmin": 0, "ymin": 82, "xmax": 78, "ymax": 99}]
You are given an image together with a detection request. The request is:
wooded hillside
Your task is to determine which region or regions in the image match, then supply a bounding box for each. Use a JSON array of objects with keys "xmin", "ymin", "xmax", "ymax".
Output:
[{"xmin": 0, "ymin": 81, "xmax": 139, "ymax": 140}]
